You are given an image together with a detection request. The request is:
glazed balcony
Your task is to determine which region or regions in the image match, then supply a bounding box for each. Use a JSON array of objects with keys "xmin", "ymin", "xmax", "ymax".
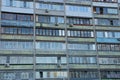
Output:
[
  {"xmin": 1, "ymin": 20, "xmax": 34, "ymax": 27},
  {"xmin": 69, "ymin": 64, "xmax": 98, "ymax": 69}
]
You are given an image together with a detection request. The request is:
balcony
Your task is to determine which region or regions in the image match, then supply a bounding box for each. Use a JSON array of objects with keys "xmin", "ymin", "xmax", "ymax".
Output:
[
  {"xmin": 0, "ymin": 50, "xmax": 33, "ymax": 55},
  {"xmin": 1, "ymin": 20, "xmax": 34, "ymax": 27},
  {"xmin": 94, "ymin": 14, "xmax": 118, "ymax": 18},
  {"xmin": 68, "ymin": 50, "xmax": 96, "ymax": 56},
  {"xmin": 98, "ymin": 51, "xmax": 120, "ymax": 56},
  {"xmin": 69, "ymin": 64, "xmax": 98, "ymax": 69},
  {"xmin": 36, "ymin": 50, "xmax": 66, "ymax": 55},
  {"xmin": 100, "ymin": 65, "xmax": 120, "ymax": 69},
  {"xmin": 68, "ymin": 38, "xmax": 95, "ymax": 43},
  {"xmin": 36, "ymin": 64, "xmax": 67, "ymax": 70},
  {"xmin": 1, "ymin": 34, "xmax": 33, "ymax": 40},
  {"xmin": 0, "ymin": 65, "xmax": 33, "ymax": 70},
  {"xmin": 36, "ymin": 36, "xmax": 65, "ymax": 41},
  {"xmin": 66, "ymin": 0, "xmax": 91, "ymax": 5}
]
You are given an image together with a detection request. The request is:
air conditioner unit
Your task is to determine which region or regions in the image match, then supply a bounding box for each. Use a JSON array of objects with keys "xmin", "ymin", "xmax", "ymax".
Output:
[
  {"xmin": 45, "ymin": 9, "xmax": 49, "ymax": 13},
  {"xmin": 57, "ymin": 64, "xmax": 61, "ymax": 68},
  {"xmin": 5, "ymin": 63, "xmax": 10, "ymax": 67},
  {"xmin": 69, "ymin": 24, "xmax": 73, "ymax": 27},
  {"xmin": 55, "ymin": 23, "xmax": 59, "ymax": 26},
  {"xmin": 117, "ymin": 38, "xmax": 120, "ymax": 41}
]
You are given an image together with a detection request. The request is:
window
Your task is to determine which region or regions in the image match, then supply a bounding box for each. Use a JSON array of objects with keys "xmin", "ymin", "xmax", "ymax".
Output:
[
  {"xmin": 36, "ymin": 71, "xmax": 67, "ymax": 78},
  {"xmin": 67, "ymin": 17, "xmax": 91, "ymax": 25},
  {"xmin": 95, "ymin": 18, "xmax": 119, "ymax": 26},
  {"xmin": 2, "ymin": 27, "xmax": 33, "ymax": 35},
  {"xmin": 68, "ymin": 43, "xmax": 95, "ymax": 50},
  {"xmin": 97, "ymin": 31, "xmax": 120, "ymax": 38},
  {"xmin": 36, "ymin": 57, "xmax": 66, "ymax": 64},
  {"xmin": 69, "ymin": 57, "xmax": 97, "ymax": 64},
  {"xmin": 70, "ymin": 71, "xmax": 98, "ymax": 78},
  {"xmin": 38, "ymin": 15, "xmax": 64, "ymax": 23},
  {"xmin": 0, "ymin": 41, "xmax": 33, "ymax": 50},
  {"xmin": 20, "ymin": 1, "xmax": 30, "ymax": 8},
  {"xmin": 35, "ymin": 42, "xmax": 65, "ymax": 50},
  {"xmin": 10, "ymin": 56, "xmax": 33, "ymax": 64},
  {"xmin": 36, "ymin": 28, "xmax": 65, "ymax": 36},
  {"xmin": 37, "ymin": 3, "xmax": 64, "ymax": 11},
  {"xmin": 2, "ymin": 13, "xmax": 33, "ymax": 21},
  {"xmin": 1, "ymin": 13, "xmax": 16, "ymax": 20},
  {"xmin": 6, "ymin": 0, "xmax": 16, "ymax": 7},
  {"xmin": 93, "ymin": 7, "xmax": 118, "ymax": 14},
  {"xmin": 97, "ymin": 43, "xmax": 120, "ymax": 51},
  {"xmin": 101, "ymin": 71, "xmax": 120, "ymax": 79}
]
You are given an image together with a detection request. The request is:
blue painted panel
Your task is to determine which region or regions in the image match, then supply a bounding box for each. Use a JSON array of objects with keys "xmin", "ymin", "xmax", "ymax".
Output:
[{"xmin": 97, "ymin": 38, "xmax": 120, "ymax": 43}]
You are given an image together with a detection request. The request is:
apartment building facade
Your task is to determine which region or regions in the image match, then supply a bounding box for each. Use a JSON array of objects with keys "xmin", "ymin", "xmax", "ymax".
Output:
[{"xmin": 0, "ymin": 0, "xmax": 120, "ymax": 80}]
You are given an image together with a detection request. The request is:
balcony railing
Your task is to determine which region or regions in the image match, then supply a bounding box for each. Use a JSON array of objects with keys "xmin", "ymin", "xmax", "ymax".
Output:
[
  {"xmin": 68, "ymin": 50, "xmax": 96, "ymax": 56},
  {"xmin": 0, "ymin": 65, "xmax": 33, "ymax": 70},
  {"xmin": 69, "ymin": 64, "xmax": 98, "ymax": 69},
  {"xmin": 0, "ymin": 50, "xmax": 33, "ymax": 55},
  {"xmin": 36, "ymin": 64, "xmax": 67, "ymax": 69},
  {"xmin": 1, "ymin": 34, "xmax": 33, "ymax": 40},
  {"xmin": 1, "ymin": 20, "xmax": 34, "ymax": 27},
  {"xmin": 66, "ymin": 0, "xmax": 91, "ymax": 5}
]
